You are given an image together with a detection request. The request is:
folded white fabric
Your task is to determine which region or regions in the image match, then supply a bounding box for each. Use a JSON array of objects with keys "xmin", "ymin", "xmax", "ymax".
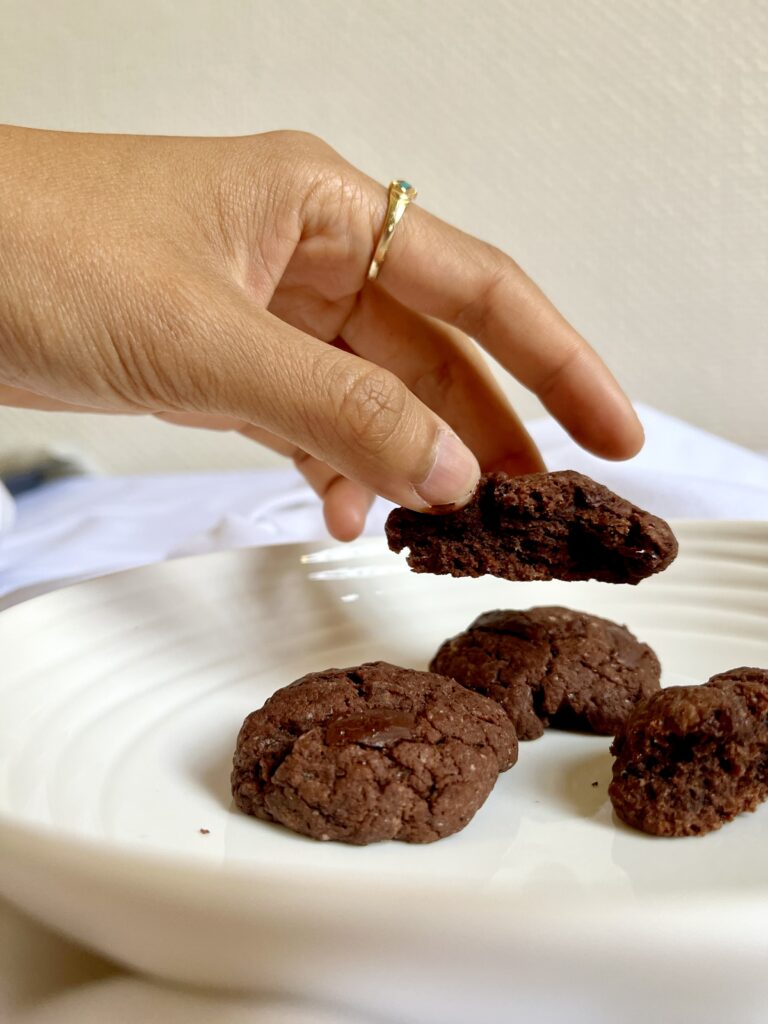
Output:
[
  {"xmin": 11, "ymin": 977, "xmax": 373, "ymax": 1024},
  {"xmin": 0, "ymin": 481, "xmax": 14, "ymax": 535},
  {"xmin": 529, "ymin": 405, "xmax": 768, "ymax": 518},
  {"xmin": 0, "ymin": 469, "xmax": 328, "ymax": 604}
]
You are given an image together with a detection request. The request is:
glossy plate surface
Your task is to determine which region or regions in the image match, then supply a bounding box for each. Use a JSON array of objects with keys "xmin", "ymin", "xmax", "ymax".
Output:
[{"xmin": 0, "ymin": 523, "xmax": 766, "ymax": 1023}]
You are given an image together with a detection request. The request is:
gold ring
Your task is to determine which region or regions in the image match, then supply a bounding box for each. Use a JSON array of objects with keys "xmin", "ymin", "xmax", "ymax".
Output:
[{"xmin": 367, "ymin": 179, "xmax": 418, "ymax": 281}]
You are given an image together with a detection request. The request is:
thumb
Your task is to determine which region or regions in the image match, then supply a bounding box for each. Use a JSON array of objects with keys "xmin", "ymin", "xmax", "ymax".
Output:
[{"xmin": 183, "ymin": 295, "xmax": 480, "ymax": 511}]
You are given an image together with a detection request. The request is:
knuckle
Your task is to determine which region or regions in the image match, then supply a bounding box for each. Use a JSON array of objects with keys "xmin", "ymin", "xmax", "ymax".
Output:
[
  {"xmin": 257, "ymin": 130, "xmax": 339, "ymax": 187},
  {"xmin": 249, "ymin": 131, "xmax": 353, "ymax": 226},
  {"xmin": 413, "ymin": 357, "xmax": 458, "ymax": 405},
  {"xmin": 453, "ymin": 245, "xmax": 511, "ymax": 335},
  {"xmin": 333, "ymin": 364, "xmax": 409, "ymax": 455},
  {"xmin": 485, "ymin": 243, "xmax": 510, "ymax": 273},
  {"xmin": 299, "ymin": 165, "xmax": 368, "ymax": 235},
  {"xmin": 261, "ymin": 129, "xmax": 333, "ymax": 158},
  {"xmin": 259, "ymin": 134, "xmax": 365, "ymax": 219},
  {"xmin": 536, "ymin": 341, "xmax": 586, "ymax": 400},
  {"xmin": 226, "ymin": 131, "xmax": 336, "ymax": 210},
  {"xmin": 481, "ymin": 243, "xmax": 522, "ymax": 287}
]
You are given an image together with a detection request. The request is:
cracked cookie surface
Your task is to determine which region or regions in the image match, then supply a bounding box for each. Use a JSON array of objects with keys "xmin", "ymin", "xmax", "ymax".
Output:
[
  {"xmin": 430, "ymin": 606, "xmax": 661, "ymax": 740},
  {"xmin": 609, "ymin": 667, "xmax": 768, "ymax": 836},
  {"xmin": 231, "ymin": 661, "xmax": 518, "ymax": 845},
  {"xmin": 386, "ymin": 470, "xmax": 678, "ymax": 585}
]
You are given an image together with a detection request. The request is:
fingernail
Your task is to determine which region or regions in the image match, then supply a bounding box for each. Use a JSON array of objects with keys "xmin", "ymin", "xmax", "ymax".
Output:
[{"xmin": 415, "ymin": 430, "xmax": 480, "ymax": 509}]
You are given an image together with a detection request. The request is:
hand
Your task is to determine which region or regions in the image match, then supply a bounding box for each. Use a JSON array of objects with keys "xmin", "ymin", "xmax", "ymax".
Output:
[{"xmin": 0, "ymin": 126, "xmax": 642, "ymax": 539}]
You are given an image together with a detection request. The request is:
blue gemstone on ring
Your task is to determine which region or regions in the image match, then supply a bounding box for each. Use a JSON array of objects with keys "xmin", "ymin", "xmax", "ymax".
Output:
[{"xmin": 398, "ymin": 180, "xmax": 412, "ymax": 191}]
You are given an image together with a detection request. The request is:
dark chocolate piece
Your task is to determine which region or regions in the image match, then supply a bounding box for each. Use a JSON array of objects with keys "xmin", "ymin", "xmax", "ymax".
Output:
[{"xmin": 325, "ymin": 709, "xmax": 416, "ymax": 747}]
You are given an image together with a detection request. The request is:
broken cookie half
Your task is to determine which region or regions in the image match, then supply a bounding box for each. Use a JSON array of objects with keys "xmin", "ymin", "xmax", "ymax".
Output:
[
  {"xmin": 609, "ymin": 667, "xmax": 768, "ymax": 836},
  {"xmin": 386, "ymin": 470, "xmax": 678, "ymax": 585}
]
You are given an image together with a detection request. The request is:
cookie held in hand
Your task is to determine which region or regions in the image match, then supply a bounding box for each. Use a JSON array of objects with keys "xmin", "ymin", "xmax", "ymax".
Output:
[
  {"xmin": 609, "ymin": 667, "xmax": 768, "ymax": 836},
  {"xmin": 232, "ymin": 661, "xmax": 518, "ymax": 845},
  {"xmin": 386, "ymin": 470, "xmax": 678, "ymax": 585},
  {"xmin": 431, "ymin": 606, "xmax": 661, "ymax": 740}
]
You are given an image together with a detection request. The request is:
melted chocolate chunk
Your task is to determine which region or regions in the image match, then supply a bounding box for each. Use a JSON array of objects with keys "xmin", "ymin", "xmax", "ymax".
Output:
[{"xmin": 325, "ymin": 709, "xmax": 416, "ymax": 747}]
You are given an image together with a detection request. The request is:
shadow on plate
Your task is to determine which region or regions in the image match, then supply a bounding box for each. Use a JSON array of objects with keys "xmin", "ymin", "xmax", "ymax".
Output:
[
  {"xmin": 527, "ymin": 740, "xmax": 615, "ymax": 822},
  {"xmin": 187, "ymin": 733, "xmax": 240, "ymax": 814}
]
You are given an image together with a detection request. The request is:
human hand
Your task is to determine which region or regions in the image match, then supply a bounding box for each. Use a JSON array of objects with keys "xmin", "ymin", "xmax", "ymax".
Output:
[{"xmin": 0, "ymin": 126, "xmax": 642, "ymax": 539}]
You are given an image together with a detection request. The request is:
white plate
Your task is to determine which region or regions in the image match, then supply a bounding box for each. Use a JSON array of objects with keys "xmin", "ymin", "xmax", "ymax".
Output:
[{"xmin": 0, "ymin": 523, "xmax": 766, "ymax": 1024}]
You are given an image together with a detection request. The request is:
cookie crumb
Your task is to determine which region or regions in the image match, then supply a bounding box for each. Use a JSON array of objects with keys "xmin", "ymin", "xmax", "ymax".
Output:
[
  {"xmin": 591, "ymin": 781, "xmax": 599, "ymax": 787},
  {"xmin": 199, "ymin": 828, "xmax": 210, "ymax": 835}
]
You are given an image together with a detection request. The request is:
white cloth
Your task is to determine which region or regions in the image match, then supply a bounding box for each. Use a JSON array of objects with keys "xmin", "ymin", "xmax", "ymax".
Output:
[
  {"xmin": 0, "ymin": 481, "xmax": 14, "ymax": 535},
  {"xmin": 1, "ymin": 403, "xmax": 767, "ymax": 1023}
]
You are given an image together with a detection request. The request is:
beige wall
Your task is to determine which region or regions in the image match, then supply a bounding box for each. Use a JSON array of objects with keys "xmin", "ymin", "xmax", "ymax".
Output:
[{"xmin": 1, "ymin": 0, "xmax": 766, "ymax": 471}]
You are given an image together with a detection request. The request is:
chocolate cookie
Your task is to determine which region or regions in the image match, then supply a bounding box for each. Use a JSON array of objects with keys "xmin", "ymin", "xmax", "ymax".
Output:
[
  {"xmin": 386, "ymin": 470, "xmax": 678, "ymax": 585},
  {"xmin": 430, "ymin": 606, "xmax": 661, "ymax": 740},
  {"xmin": 609, "ymin": 667, "xmax": 768, "ymax": 836},
  {"xmin": 231, "ymin": 661, "xmax": 518, "ymax": 845}
]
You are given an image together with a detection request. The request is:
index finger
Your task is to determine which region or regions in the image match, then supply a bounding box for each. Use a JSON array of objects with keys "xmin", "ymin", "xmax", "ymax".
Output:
[{"xmin": 371, "ymin": 202, "xmax": 644, "ymax": 461}]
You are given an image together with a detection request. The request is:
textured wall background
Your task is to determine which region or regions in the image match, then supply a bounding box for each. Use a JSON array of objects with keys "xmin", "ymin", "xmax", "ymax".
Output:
[{"xmin": 1, "ymin": 0, "xmax": 766, "ymax": 471}]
